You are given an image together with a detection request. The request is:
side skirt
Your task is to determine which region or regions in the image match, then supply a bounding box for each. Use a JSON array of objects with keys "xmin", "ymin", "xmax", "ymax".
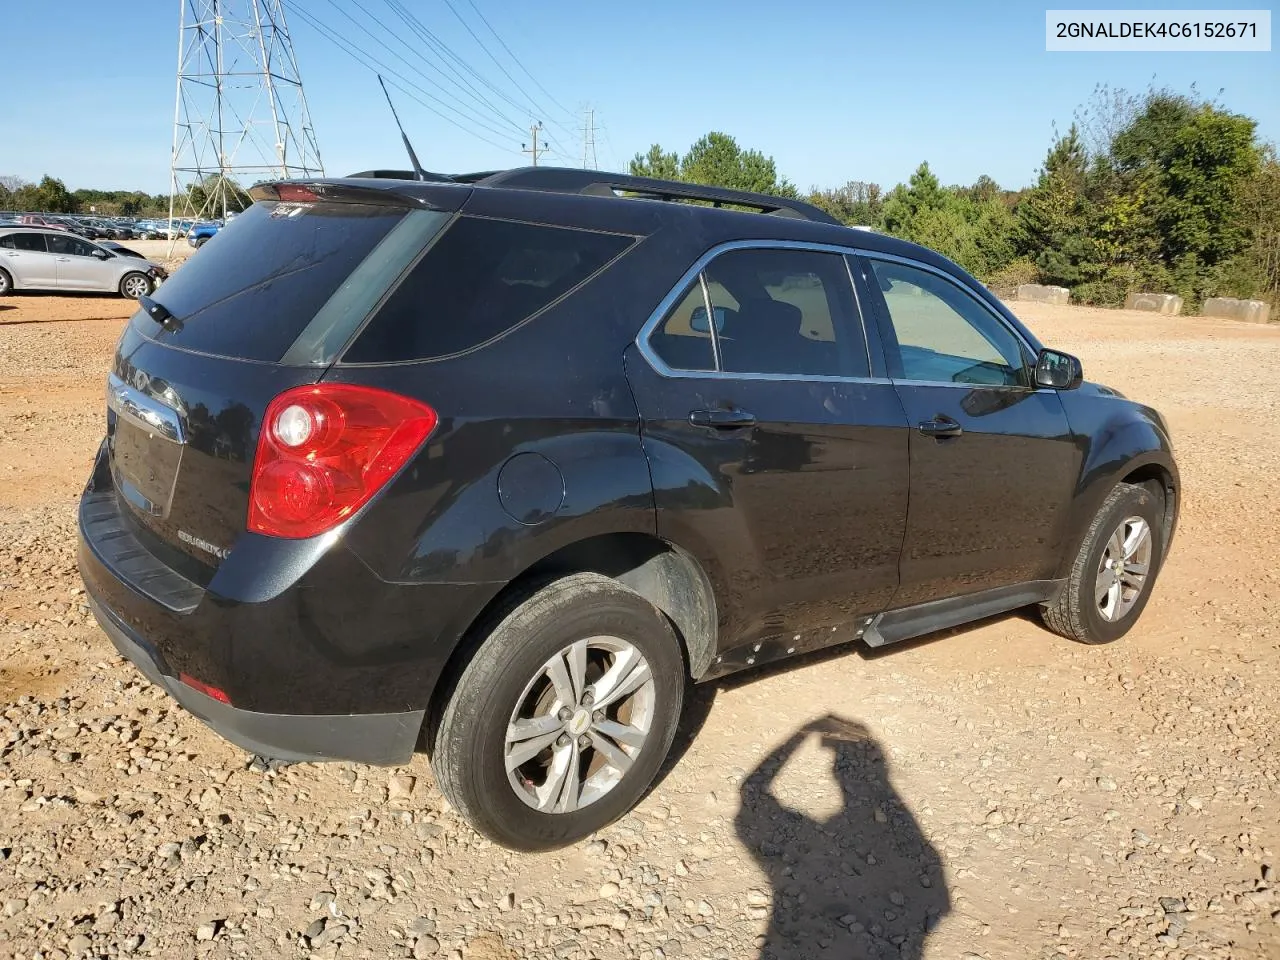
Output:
[
  {"xmin": 698, "ymin": 580, "xmax": 1064, "ymax": 681},
  {"xmin": 863, "ymin": 579, "xmax": 1064, "ymax": 648}
]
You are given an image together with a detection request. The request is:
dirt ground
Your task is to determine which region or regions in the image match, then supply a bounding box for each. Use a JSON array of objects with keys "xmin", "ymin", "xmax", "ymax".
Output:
[{"xmin": 1, "ymin": 291, "xmax": 1278, "ymax": 960}]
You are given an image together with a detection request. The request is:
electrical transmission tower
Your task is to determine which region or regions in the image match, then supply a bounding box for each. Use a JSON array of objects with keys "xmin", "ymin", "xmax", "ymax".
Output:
[{"xmin": 169, "ymin": 0, "xmax": 324, "ymax": 228}]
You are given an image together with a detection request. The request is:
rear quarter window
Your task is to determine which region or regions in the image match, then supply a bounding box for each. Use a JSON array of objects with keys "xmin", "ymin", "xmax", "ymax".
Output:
[{"xmin": 341, "ymin": 217, "xmax": 634, "ymax": 363}]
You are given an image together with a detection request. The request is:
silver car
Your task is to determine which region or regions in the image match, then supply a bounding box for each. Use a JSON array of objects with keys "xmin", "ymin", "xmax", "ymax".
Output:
[{"xmin": 0, "ymin": 227, "xmax": 167, "ymax": 298}]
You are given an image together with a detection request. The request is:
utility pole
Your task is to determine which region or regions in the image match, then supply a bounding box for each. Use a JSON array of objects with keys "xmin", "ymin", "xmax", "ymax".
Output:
[
  {"xmin": 522, "ymin": 121, "xmax": 545, "ymax": 166},
  {"xmin": 582, "ymin": 107, "xmax": 597, "ymax": 170}
]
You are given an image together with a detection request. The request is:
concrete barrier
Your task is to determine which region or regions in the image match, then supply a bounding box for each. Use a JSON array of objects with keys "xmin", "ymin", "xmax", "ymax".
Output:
[
  {"xmin": 1124, "ymin": 292, "xmax": 1183, "ymax": 315},
  {"xmin": 1016, "ymin": 284, "xmax": 1070, "ymax": 305},
  {"xmin": 1202, "ymin": 297, "xmax": 1271, "ymax": 324}
]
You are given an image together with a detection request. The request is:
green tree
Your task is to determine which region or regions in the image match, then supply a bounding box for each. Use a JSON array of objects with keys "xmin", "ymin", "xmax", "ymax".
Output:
[
  {"xmin": 807, "ymin": 181, "xmax": 884, "ymax": 227},
  {"xmin": 629, "ymin": 132, "xmax": 796, "ymax": 199},
  {"xmin": 629, "ymin": 145, "xmax": 680, "ymax": 181},
  {"xmin": 14, "ymin": 175, "xmax": 79, "ymax": 213},
  {"xmin": 878, "ymin": 163, "xmax": 1017, "ymax": 278}
]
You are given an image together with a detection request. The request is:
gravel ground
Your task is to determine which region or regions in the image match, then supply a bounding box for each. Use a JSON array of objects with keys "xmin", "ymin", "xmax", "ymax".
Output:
[{"xmin": 1, "ymin": 294, "xmax": 1278, "ymax": 960}]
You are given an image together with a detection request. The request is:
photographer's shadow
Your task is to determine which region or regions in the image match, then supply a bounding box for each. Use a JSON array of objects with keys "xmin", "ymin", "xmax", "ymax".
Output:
[{"xmin": 735, "ymin": 716, "xmax": 950, "ymax": 960}]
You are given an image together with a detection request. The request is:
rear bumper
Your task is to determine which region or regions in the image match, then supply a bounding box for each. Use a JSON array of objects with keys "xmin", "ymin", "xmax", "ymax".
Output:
[{"xmin": 87, "ymin": 592, "xmax": 423, "ymax": 765}]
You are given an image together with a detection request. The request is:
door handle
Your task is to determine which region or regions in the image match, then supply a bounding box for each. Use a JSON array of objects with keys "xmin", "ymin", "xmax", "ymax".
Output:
[
  {"xmin": 918, "ymin": 416, "xmax": 963, "ymax": 438},
  {"xmin": 55, "ymin": 257, "xmax": 71, "ymax": 262},
  {"xmin": 689, "ymin": 408, "xmax": 756, "ymax": 429}
]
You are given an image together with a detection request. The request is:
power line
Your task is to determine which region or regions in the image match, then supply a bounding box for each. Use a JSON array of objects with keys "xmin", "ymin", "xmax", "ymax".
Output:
[
  {"xmin": 397, "ymin": 0, "xmax": 577, "ymax": 151},
  {"xmin": 314, "ymin": 0, "xmax": 527, "ymax": 136},
  {"xmin": 283, "ymin": 1, "xmax": 520, "ymax": 155},
  {"xmin": 463, "ymin": 0, "xmax": 576, "ymax": 121}
]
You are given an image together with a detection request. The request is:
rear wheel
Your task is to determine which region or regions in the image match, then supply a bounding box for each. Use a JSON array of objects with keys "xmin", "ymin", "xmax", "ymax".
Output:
[
  {"xmin": 119, "ymin": 272, "xmax": 153, "ymax": 300},
  {"xmin": 1041, "ymin": 482, "xmax": 1165, "ymax": 644},
  {"xmin": 432, "ymin": 573, "xmax": 685, "ymax": 851},
  {"xmin": 0, "ymin": 268, "xmax": 11, "ymax": 296}
]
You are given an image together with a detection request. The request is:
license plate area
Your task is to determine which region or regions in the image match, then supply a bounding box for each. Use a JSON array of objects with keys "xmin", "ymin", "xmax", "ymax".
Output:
[{"xmin": 106, "ymin": 373, "xmax": 186, "ymax": 518}]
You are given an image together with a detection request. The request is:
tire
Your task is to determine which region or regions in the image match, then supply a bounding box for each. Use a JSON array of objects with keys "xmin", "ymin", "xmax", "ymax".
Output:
[
  {"xmin": 0, "ymin": 268, "xmax": 11, "ymax": 296},
  {"xmin": 119, "ymin": 272, "xmax": 153, "ymax": 300},
  {"xmin": 194, "ymin": 236, "xmax": 209, "ymax": 248},
  {"xmin": 432, "ymin": 572, "xmax": 686, "ymax": 851},
  {"xmin": 1041, "ymin": 482, "xmax": 1165, "ymax": 644}
]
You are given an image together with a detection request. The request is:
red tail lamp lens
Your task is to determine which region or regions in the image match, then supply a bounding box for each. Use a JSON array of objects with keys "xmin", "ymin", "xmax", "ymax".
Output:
[{"xmin": 248, "ymin": 384, "xmax": 437, "ymax": 539}]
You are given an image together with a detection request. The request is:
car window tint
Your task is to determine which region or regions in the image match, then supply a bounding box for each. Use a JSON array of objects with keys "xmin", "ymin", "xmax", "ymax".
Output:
[
  {"xmin": 648, "ymin": 281, "xmax": 716, "ymax": 372},
  {"xmin": 137, "ymin": 200, "xmax": 410, "ymax": 362},
  {"xmin": 867, "ymin": 259, "xmax": 1025, "ymax": 387},
  {"xmin": 4, "ymin": 233, "xmax": 48, "ymax": 252},
  {"xmin": 47, "ymin": 235, "xmax": 97, "ymax": 257},
  {"xmin": 703, "ymin": 248, "xmax": 866, "ymax": 377},
  {"xmin": 344, "ymin": 217, "xmax": 633, "ymax": 363}
]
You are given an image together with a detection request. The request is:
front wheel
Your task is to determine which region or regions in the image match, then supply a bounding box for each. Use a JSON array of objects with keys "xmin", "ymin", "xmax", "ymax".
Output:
[
  {"xmin": 1041, "ymin": 482, "xmax": 1165, "ymax": 644},
  {"xmin": 432, "ymin": 573, "xmax": 686, "ymax": 851},
  {"xmin": 119, "ymin": 272, "xmax": 153, "ymax": 300},
  {"xmin": 0, "ymin": 268, "xmax": 12, "ymax": 296}
]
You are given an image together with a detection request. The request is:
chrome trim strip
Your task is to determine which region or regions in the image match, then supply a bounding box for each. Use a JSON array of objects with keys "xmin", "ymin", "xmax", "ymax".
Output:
[
  {"xmin": 107, "ymin": 372, "xmax": 185, "ymax": 443},
  {"xmin": 892, "ymin": 379, "xmax": 1057, "ymax": 394},
  {"xmin": 698, "ymin": 272, "xmax": 722, "ymax": 372}
]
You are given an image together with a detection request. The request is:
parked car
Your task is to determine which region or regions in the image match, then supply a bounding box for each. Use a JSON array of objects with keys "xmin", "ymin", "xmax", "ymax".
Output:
[
  {"xmin": 77, "ymin": 168, "xmax": 1179, "ymax": 851},
  {"xmin": 17, "ymin": 214, "xmax": 70, "ymax": 231},
  {"xmin": 98, "ymin": 240, "xmax": 146, "ymax": 258},
  {"xmin": 187, "ymin": 221, "xmax": 222, "ymax": 247},
  {"xmin": 0, "ymin": 227, "xmax": 166, "ymax": 297}
]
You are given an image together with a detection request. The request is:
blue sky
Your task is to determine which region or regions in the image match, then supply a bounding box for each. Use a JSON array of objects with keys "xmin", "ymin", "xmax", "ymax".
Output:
[{"xmin": 1, "ymin": 0, "xmax": 1275, "ymax": 195}]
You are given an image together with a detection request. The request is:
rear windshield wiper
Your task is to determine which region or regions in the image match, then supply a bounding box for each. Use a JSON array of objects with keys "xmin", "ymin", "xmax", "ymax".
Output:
[{"xmin": 139, "ymin": 294, "xmax": 183, "ymax": 333}]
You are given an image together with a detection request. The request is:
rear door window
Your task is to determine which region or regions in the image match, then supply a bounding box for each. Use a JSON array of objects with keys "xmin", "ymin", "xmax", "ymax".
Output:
[
  {"xmin": 342, "ymin": 217, "xmax": 634, "ymax": 363},
  {"xmin": 136, "ymin": 201, "xmax": 412, "ymax": 362},
  {"xmin": 2, "ymin": 233, "xmax": 48, "ymax": 252}
]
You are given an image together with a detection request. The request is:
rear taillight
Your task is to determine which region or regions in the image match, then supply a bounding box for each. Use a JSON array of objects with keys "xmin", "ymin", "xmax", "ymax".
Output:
[{"xmin": 247, "ymin": 384, "xmax": 437, "ymax": 539}]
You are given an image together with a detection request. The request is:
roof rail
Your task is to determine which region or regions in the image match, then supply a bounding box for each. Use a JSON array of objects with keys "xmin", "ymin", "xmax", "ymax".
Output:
[
  {"xmin": 471, "ymin": 167, "xmax": 839, "ymax": 225},
  {"xmin": 339, "ymin": 166, "xmax": 840, "ymax": 225}
]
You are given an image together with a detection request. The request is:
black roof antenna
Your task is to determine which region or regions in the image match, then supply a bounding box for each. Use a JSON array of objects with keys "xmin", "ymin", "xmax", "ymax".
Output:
[{"xmin": 377, "ymin": 75, "xmax": 427, "ymax": 182}]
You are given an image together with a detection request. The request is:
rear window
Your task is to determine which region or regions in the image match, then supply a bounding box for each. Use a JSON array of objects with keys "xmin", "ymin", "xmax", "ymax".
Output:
[
  {"xmin": 341, "ymin": 217, "xmax": 634, "ymax": 363},
  {"xmin": 136, "ymin": 201, "xmax": 409, "ymax": 362}
]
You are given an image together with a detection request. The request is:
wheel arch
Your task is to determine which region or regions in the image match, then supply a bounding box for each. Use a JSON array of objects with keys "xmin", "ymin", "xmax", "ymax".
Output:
[{"xmin": 423, "ymin": 532, "xmax": 718, "ymax": 751}]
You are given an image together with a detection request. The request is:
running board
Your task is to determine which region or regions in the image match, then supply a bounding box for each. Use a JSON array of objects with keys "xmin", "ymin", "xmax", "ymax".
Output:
[{"xmin": 862, "ymin": 580, "xmax": 1064, "ymax": 648}]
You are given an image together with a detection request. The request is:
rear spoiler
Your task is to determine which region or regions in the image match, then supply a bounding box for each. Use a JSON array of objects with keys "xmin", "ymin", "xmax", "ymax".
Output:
[{"xmin": 249, "ymin": 178, "xmax": 470, "ymax": 212}]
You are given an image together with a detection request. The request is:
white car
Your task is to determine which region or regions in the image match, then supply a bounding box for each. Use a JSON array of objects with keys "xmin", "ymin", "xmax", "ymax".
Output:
[{"xmin": 0, "ymin": 227, "xmax": 167, "ymax": 298}]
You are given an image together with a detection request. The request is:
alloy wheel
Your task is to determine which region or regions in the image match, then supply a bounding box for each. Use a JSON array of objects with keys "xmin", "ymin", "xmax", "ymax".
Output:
[
  {"xmin": 1095, "ymin": 515, "xmax": 1152, "ymax": 621},
  {"xmin": 504, "ymin": 636, "xmax": 655, "ymax": 814}
]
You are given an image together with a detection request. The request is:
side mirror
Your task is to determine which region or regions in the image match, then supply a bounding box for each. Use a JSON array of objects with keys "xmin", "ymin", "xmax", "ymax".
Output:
[
  {"xmin": 1035, "ymin": 348, "xmax": 1083, "ymax": 390},
  {"xmin": 91, "ymin": 249, "xmax": 110, "ymax": 259}
]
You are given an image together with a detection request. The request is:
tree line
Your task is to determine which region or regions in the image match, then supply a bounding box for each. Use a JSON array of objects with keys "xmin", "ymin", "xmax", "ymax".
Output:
[
  {"xmin": 632, "ymin": 85, "xmax": 1279, "ymax": 310},
  {"xmin": 0, "ymin": 174, "xmax": 253, "ymax": 220}
]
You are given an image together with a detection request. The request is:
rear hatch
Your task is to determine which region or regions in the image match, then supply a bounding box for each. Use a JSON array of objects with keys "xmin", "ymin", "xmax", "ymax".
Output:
[{"xmin": 104, "ymin": 184, "xmax": 462, "ymax": 579}]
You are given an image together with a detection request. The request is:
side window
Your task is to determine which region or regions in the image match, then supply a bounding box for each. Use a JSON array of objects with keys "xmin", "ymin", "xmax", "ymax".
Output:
[
  {"xmin": 344, "ymin": 217, "xmax": 633, "ymax": 363},
  {"xmin": 648, "ymin": 280, "xmax": 716, "ymax": 372},
  {"xmin": 7, "ymin": 233, "xmax": 47, "ymax": 252},
  {"xmin": 704, "ymin": 248, "xmax": 867, "ymax": 378},
  {"xmin": 866, "ymin": 259, "xmax": 1026, "ymax": 387},
  {"xmin": 48, "ymin": 234, "xmax": 97, "ymax": 257}
]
